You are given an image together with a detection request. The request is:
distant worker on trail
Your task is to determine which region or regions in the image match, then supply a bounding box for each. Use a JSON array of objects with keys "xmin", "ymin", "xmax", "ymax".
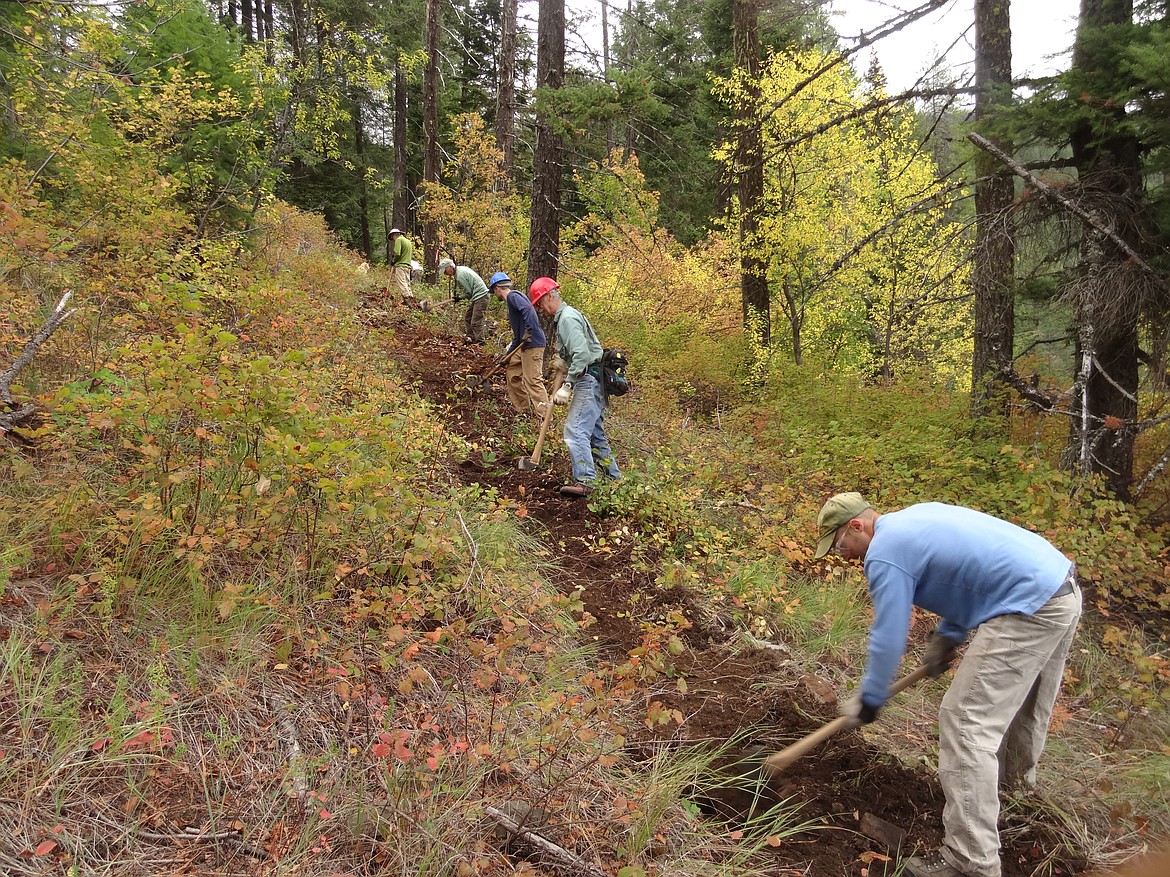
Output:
[
  {"xmin": 388, "ymin": 228, "xmax": 415, "ymax": 307},
  {"xmin": 529, "ymin": 277, "xmax": 620, "ymax": 496},
  {"xmin": 489, "ymin": 272, "xmax": 548, "ymax": 419},
  {"xmin": 814, "ymin": 492, "xmax": 1082, "ymax": 877},
  {"xmin": 439, "ymin": 258, "xmax": 490, "ymax": 344}
]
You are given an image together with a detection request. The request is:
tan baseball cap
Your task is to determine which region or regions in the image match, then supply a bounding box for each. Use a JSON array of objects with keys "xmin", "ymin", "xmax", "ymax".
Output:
[{"xmin": 814, "ymin": 492, "xmax": 872, "ymax": 558}]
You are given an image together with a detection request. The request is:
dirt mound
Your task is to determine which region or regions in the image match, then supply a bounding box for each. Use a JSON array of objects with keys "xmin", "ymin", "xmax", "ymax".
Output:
[{"xmin": 389, "ymin": 312, "xmax": 1086, "ymax": 877}]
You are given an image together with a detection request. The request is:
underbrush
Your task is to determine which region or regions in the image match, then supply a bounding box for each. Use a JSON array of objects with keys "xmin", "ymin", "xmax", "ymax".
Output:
[{"xmin": 1, "ymin": 190, "xmax": 819, "ymax": 874}]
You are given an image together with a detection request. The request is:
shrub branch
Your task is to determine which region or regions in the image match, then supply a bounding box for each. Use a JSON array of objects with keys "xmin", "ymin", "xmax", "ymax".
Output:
[{"xmin": 1, "ymin": 290, "xmax": 76, "ymax": 433}]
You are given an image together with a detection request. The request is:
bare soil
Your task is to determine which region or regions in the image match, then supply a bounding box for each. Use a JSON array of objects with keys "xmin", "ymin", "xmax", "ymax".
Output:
[{"xmin": 384, "ymin": 309, "xmax": 1086, "ymax": 877}]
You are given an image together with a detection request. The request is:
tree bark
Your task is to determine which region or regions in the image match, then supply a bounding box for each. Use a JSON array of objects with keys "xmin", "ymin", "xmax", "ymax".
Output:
[
  {"xmin": 394, "ymin": 59, "xmax": 409, "ymax": 232},
  {"xmin": 526, "ymin": 0, "xmax": 565, "ymax": 287},
  {"xmin": 354, "ymin": 101, "xmax": 372, "ymax": 260},
  {"xmin": 733, "ymin": 0, "xmax": 769, "ymax": 349},
  {"xmin": 601, "ymin": 0, "xmax": 613, "ymax": 158},
  {"xmin": 496, "ymin": 0, "xmax": 518, "ymax": 181},
  {"xmin": 241, "ymin": 0, "xmax": 253, "ymax": 42},
  {"xmin": 969, "ymin": 0, "xmax": 1015, "ymax": 423},
  {"xmin": 1067, "ymin": 0, "xmax": 1143, "ymax": 499},
  {"xmin": 421, "ymin": 0, "xmax": 442, "ymax": 280},
  {"xmin": 264, "ymin": 0, "xmax": 274, "ymax": 57}
]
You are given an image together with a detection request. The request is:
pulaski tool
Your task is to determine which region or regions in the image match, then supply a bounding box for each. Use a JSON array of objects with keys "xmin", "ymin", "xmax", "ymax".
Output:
[
  {"xmin": 517, "ymin": 364, "xmax": 567, "ymax": 472},
  {"xmin": 464, "ymin": 346, "xmax": 522, "ymax": 394},
  {"xmin": 762, "ymin": 664, "xmax": 933, "ymax": 777}
]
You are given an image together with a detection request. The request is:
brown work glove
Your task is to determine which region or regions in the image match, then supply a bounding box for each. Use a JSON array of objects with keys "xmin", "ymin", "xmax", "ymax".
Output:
[{"xmin": 924, "ymin": 631, "xmax": 962, "ymax": 678}]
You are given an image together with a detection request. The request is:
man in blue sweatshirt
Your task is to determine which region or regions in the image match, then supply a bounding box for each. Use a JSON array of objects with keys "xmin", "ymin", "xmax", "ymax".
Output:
[
  {"xmin": 488, "ymin": 271, "xmax": 548, "ymax": 418},
  {"xmin": 814, "ymin": 493, "xmax": 1081, "ymax": 877}
]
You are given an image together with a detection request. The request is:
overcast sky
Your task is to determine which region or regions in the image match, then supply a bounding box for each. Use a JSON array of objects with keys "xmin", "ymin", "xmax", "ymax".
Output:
[
  {"xmin": 561, "ymin": 0, "xmax": 1081, "ymax": 95},
  {"xmin": 828, "ymin": 0, "xmax": 1081, "ymax": 93}
]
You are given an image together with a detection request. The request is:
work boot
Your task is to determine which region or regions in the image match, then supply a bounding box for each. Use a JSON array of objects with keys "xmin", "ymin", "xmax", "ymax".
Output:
[
  {"xmin": 559, "ymin": 482, "xmax": 594, "ymax": 497},
  {"xmin": 902, "ymin": 850, "xmax": 974, "ymax": 877}
]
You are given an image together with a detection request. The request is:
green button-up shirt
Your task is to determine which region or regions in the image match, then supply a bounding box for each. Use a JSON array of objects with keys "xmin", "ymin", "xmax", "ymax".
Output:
[
  {"xmin": 553, "ymin": 301, "xmax": 603, "ymax": 383},
  {"xmin": 454, "ymin": 266, "xmax": 489, "ymax": 302}
]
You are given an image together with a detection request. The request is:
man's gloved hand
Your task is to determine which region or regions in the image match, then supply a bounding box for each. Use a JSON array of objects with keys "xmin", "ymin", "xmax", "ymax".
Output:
[
  {"xmin": 553, "ymin": 384, "xmax": 572, "ymax": 405},
  {"xmin": 924, "ymin": 631, "xmax": 962, "ymax": 678},
  {"xmin": 840, "ymin": 692, "xmax": 879, "ymax": 727}
]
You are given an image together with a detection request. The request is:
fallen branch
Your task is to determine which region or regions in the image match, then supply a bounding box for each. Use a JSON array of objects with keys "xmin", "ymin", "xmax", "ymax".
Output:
[
  {"xmin": 484, "ymin": 806, "xmax": 606, "ymax": 877},
  {"xmin": 273, "ymin": 699, "xmax": 310, "ymax": 807},
  {"xmin": 1, "ymin": 290, "xmax": 76, "ymax": 436},
  {"xmin": 1, "ymin": 290, "xmax": 75, "ymax": 405},
  {"xmin": 137, "ymin": 826, "xmax": 268, "ymax": 860}
]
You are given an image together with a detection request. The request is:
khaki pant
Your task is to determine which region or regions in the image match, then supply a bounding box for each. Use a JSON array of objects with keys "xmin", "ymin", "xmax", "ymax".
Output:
[
  {"xmin": 938, "ymin": 584, "xmax": 1082, "ymax": 877},
  {"xmin": 393, "ymin": 264, "xmax": 412, "ymax": 299},
  {"xmin": 505, "ymin": 347, "xmax": 548, "ymax": 415}
]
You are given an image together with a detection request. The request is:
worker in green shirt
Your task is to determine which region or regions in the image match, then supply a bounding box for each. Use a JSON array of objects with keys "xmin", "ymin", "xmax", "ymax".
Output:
[
  {"xmin": 388, "ymin": 228, "xmax": 415, "ymax": 307},
  {"xmin": 439, "ymin": 258, "xmax": 490, "ymax": 344}
]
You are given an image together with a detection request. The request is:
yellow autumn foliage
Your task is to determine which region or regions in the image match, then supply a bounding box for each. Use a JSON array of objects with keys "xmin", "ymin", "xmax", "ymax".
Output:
[{"xmin": 714, "ymin": 49, "xmax": 972, "ymax": 386}]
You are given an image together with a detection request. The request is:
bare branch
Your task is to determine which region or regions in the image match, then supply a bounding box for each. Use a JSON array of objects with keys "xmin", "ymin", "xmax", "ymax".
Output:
[
  {"xmin": 967, "ymin": 132, "xmax": 1169, "ymax": 291},
  {"xmin": 1, "ymin": 291, "xmax": 76, "ymax": 417}
]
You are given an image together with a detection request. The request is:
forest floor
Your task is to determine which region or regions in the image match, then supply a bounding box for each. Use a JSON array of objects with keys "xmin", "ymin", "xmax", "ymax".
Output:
[{"xmin": 377, "ymin": 305, "xmax": 1086, "ymax": 877}]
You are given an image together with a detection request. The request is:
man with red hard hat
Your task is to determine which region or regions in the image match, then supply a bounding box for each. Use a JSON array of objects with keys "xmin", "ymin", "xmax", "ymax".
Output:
[{"xmin": 529, "ymin": 277, "xmax": 620, "ymax": 496}]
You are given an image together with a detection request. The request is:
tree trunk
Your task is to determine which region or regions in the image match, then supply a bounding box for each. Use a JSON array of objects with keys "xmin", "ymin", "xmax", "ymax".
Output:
[
  {"xmin": 733, "ymin": 0, "xmax": 769, "ymax": 349},
  {"xmin": 601, "ymin": 0, "xmax": 613, "ymax": 158},
  {"xmin": 394, "ymin": 59, "xmax": 409, "ymax": 231},
  {"xmin": 527, "ymin": 0, "xmax": 565, "ymax": 367},
  {"xmin": 421, "ymin": 0, "xmax": 442, "ymax": 280},
  {"xmin": 264, "ymin": 0, "xmax": 274, "ymax": 57},
  {"xmin": 287, "ymin": 0, "xmax": 303, "ymax": 65},
  {"xmin": 1068, "ymin": 0, "xmax": 1142, "ymax": 499},
  {"xmin": 241, "ymin": 0, "xmax": 253, "ymax": 42},
  {"xmin": 969, "ymin": 0, "xmax": 1015, "ymax": 423},
  {"xmin": 354, "ymin": 101, "xmax": 372, "ymax": 260},
  {"xmin": 496, "ymin": 0, "xmax": 518, "ymax": 181},
  {"xmin": 526, "ymin": 0, "xmax": 565, "ymax": 287}
]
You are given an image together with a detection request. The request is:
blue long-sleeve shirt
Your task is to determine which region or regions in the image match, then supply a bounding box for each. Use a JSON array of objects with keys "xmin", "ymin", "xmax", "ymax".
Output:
[
  {"xmin": 859, "ymin": 503, "xmax": 1073, "ymax": 707},
  {"xmin": 504, "ymin": 290, "xmax": 546, "ymax": 352}
]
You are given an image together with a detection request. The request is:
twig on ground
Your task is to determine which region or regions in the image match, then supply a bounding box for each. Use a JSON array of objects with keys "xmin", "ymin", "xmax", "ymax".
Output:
[{"xmin": 484, "ymin": 805, "xmax": 607, "ymax": 877}]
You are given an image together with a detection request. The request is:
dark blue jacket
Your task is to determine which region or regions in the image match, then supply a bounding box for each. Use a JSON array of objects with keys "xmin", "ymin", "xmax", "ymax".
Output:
[{"xmin": 504, "ymin": 290, "xmax": 546, "ymax": 352}]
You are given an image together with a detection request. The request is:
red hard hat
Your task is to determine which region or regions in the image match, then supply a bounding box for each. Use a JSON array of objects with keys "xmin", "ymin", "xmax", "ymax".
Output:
[{"xmin": 528, "ymin": 277, "xmax": 559, "ymax": 306}]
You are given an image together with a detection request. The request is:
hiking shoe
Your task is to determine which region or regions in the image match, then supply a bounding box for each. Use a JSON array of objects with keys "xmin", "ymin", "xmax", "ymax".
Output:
[
  {"xmin": 903, "ymin": 850, "xmax": 973, "ymax": 877},
  {"xmin": 559, "ymin": 482, "xmax": 594, "ymax": 497}
]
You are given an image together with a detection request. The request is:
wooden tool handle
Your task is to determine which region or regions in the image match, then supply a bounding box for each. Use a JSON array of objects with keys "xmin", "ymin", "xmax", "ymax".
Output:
[
  {"xmin": 763, "ymin": 664, "xmax": 932, "ymax": 775},
  {"xmin": 529, "ymin": 370, "xmax": 566, "ymax": 466}
]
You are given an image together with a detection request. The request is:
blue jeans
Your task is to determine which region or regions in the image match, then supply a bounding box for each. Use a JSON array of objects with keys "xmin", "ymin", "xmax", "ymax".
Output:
[{"xmin": 563, "ymin": 373, "xmax": 620, "ymax": 483}]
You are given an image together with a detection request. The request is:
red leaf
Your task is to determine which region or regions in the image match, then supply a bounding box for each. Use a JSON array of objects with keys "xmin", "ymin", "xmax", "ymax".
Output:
[{"xmin": 34, "ymin": 841, "xmax": 58, "ymax": 856}]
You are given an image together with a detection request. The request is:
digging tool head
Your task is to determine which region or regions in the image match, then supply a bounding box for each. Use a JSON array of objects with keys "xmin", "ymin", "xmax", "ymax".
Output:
[{"xmin": 516, "ymin": 455, "xmax": 539, "ymax": 471}]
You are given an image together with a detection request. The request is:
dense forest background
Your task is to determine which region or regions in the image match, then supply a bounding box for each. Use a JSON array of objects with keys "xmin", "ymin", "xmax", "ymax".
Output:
[
  {"xmin": 9, "ymin": 0, "xmax": 1166, "ymax": 500},
  {"xmin": 1, "ymin": 0, "xmax": 1168, "ymax": 875}
]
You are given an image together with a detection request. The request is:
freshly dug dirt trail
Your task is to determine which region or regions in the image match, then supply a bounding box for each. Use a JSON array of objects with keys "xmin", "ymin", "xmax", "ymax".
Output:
[{"xmin": 381, "ymin": 307, "xmax": 1084, "ymax": 877}]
